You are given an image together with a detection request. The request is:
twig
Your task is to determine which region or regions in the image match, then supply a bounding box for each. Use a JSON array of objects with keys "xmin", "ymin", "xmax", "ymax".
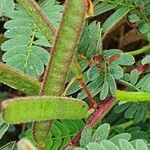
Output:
[{"xmin": 78, "ymin": 78, "xmax": 97, "ymax": 109}]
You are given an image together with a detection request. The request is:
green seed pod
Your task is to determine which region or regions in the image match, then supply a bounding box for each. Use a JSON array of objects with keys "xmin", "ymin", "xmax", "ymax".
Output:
[
  {"xmin": 41, "ymin": 0, "xmax": 86, "ymax": 96},
  {"xmin": 2, "ymin": 96, "xmax": 89, "ymax": 124},
  {"xmin": 0, "ymin": 63, "xmax": 40, "ymax": 95},
  {"xmin": 116, "ymin": 90, "xmax": 150, "ymax": 102}
]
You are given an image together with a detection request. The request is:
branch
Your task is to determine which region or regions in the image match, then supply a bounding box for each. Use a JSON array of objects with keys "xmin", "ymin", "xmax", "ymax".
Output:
[{"xmin": 65, "ymin": 97, "xmax": 116, "ymax": 147}]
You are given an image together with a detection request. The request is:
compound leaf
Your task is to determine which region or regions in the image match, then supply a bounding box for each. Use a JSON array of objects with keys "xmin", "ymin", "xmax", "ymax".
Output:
[
  {"xmin": 92, "ymin": 123, "xmax": 110, "ymax": 142},
  {"xmin": 1, "ymin": 1, "xmax": 62, "ymax": 77},
  {"xmin": 102, "ymin": 7, "xmax": 129, "ymax": 33},
  {"xmin": 0, "ymin": 0, "xmax": 15, "ymax": 17}
]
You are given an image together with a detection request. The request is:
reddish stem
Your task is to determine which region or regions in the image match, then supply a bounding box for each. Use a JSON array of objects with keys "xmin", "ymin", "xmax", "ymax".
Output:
[
  {"xmin": 87, "ymin": 97, "xmax": 116, "ymax": 126},
  {"xmin": 79, "ymin": 79, "xmax": 98, "ymax": 109},
  {"xmin": 65, "ymin": 97, "xmax": 116, "ymax": 148},
  {"xmin": 136, "ymin": 64, "xmax": 149, "ymax": 74},
  {"xmin": 64, "ymin": 51, "xmax": 149, "ymax": 149}
]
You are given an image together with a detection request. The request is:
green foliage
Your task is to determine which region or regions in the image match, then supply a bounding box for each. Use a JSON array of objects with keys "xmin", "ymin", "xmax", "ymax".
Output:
[
  {"xmin": 114, "ymin": 101, "xmax": 149, "ymax": 123},
  {"xmin": 74, "ymin": 123, "xmax": 150, "ymax": 150},
  {"xmin": 142, "ymin": 56, "xmax": 150, "ymax": 65},
  {"xmin": 128, "ymin": 1, "xmax": 150, "ymax": 41},
  {"xmin": 0, "ymin": 114, "xmax": 9, "ymax": 139},
  {"xmin": 93, "ymin": 0, "xmax": 150, "ymax": 41},
  {"xmin": 67, "ymin": 48, "xmax": 135, "ymax": 100},
  {"xmin": 1, "ymin": 1, "xmax": 63, "ymax": 77},
  {"xmin": 0, "ymin": 0, "xmax": 15, "ymax": 17},
  {"xmin": 92, "ymin": 123, "xmax": 110, "ymax": 142},
  {"xmin": 102, "ymin": 7, "xmax": 129, "ymax": 34},
  {"xmin": 93, "ymin": 0, "xmax": 116, "ymax": 17},
  {"xmin": 0, "ymin": 141, "xmax": 16, "ymax": 150},
  {"xmin": 137, "ymin": 74, "xmax": 150, "ymax": 92},
  {"xmin": 78, "ymin": 21, "xmax": 102, "ymax": 59},
  {"xmin": 80, "ymin": 126, "xmax": 92, "ymax": 148},
  {"xmin": 21, "ymin": 120, "xmax": 85, "ymax": 150},
  {"xmin": 0, "ymin": 92, "xmax": 8, "ymax": 101},
  {"xmin": 114, "ymin": 71, "xmax": 150, "ymax": 123}
]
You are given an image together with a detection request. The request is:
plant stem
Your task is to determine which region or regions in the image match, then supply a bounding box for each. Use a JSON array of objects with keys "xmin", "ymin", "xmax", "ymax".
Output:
[
  {"xmin": 32, "ymin": 120, "xmax": 52, "ymax": 149},
  {"xmin": 87, "ymin": 97, "xmax": 116, "ymax": 126},
  {"xmin": 65, "ymin": 97, "xmax": 116, "ymax": 147},
  {"xmin": 71, "ymin": 57, "xmax": 97, "ymax": 108},
  {"xmin": 63, "ymin": 78, "xmax": 97, "ymax": 109},
  {"xmin": 127, "ymin": 45, "xmax": 150, "ymax": 56},
  {"xmin": 78, "ymin": 79, "xmax": 97, "ymax": 109}
]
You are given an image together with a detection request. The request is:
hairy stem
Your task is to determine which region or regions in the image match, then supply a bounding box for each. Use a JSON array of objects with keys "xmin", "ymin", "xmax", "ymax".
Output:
[{"xmin": 33, "ymin": 120, "xmax": 52, "ymax": 150}]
